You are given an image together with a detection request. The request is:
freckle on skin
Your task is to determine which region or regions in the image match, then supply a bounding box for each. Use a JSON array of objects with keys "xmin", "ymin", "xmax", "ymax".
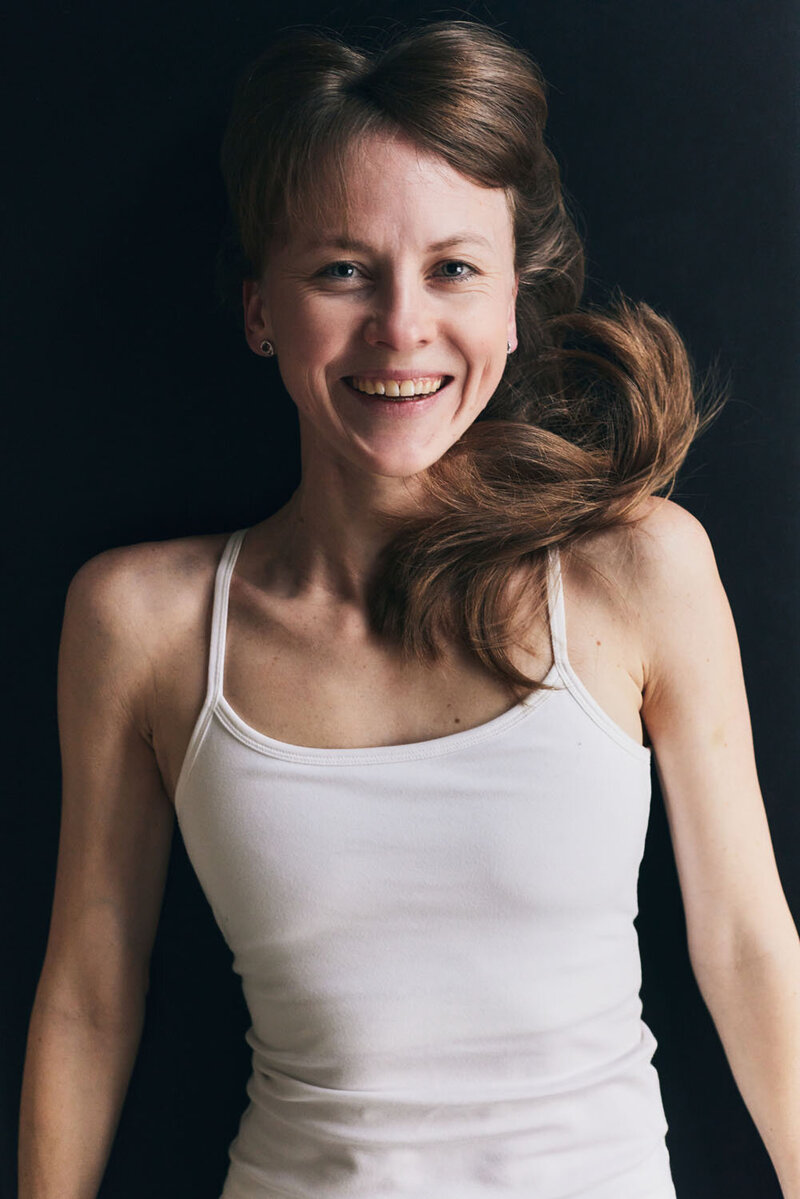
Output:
[{"xmin": 596, "ymin": 640, "xmax": 602, "ymax": 646}]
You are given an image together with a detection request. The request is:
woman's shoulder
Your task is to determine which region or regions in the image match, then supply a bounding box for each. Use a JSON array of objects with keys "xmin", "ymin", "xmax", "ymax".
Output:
[
  {"xmin": 566, "ymin": 496, "xmax": 723, "ymax": 676},
  {"xmin": 61, "ymin": 531, "xmax": 234, "ymax": 744},
  {"xmin": 69, "ymin": 529, "xmax": 228, "ymax": 608},
  {"xmin": 625, "ymin": 494, "xmax": 714, "ymax": 559},
  {"xmin": 569, "ymin": 496, "xmax": 716, "ymax": 590},
  {"xmin": 64, "ymin": 530, "xmax": 232, "ymax": 666}
]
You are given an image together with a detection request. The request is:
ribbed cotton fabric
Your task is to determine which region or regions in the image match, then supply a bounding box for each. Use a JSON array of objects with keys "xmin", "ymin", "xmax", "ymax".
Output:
[{"xmin": 174, "ymin": 527, "xmax": 677, "ymax": 1199}]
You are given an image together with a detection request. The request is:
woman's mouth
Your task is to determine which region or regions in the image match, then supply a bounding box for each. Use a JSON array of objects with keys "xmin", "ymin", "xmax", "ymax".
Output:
[{"xmin": 341, "ymin": 375, "xmax": 454, "ymax": 413}]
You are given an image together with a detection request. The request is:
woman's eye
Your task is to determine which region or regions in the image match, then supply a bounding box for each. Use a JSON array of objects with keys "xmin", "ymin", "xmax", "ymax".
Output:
[
  {"xmin": 438, "ymin": 260, "xmax": 477, "ymax": 281},
  {"xmin": 319, "ymin": 261, "xmax": 362, "ymax": 280}
]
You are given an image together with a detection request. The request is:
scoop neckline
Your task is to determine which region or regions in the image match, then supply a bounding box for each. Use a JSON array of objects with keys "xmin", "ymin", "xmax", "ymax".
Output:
[{"xmin": 212, "ymin": 662, "xmax": 562, "ymax": 766}]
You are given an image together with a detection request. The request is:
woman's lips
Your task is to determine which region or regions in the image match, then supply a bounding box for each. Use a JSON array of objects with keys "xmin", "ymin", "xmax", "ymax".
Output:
[{"xmin": 340, "ymin": 376, "xmax": 454, "ymax": 414}]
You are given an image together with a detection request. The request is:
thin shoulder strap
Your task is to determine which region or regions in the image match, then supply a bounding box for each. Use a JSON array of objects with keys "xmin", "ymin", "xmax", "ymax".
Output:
[
  {"xmin": 545, "ymin": 544, "xmax": 570, "ymax": 673},
  {"xmin": 206, "ymin": 527, "xmax": 249, "ymax": 706}
]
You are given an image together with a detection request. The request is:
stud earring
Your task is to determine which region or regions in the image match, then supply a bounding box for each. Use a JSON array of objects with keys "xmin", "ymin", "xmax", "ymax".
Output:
[
  {"xmin": 260, "ymin": 339, "xmax": 275, "ymax": 357},
  {"xmin": 507, "ymin": 341, "xmax": 513, "ymax": 354}
]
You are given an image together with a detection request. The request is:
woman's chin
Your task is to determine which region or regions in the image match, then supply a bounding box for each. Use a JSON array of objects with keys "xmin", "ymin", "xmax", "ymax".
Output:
[{"xmin": 345, "ymin": 436, "xmax": 454, "ymax": 482}]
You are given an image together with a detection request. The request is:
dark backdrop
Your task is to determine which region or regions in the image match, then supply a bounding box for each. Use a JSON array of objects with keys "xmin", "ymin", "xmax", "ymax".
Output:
[{"xmin": 3, "ymin": 1, "xmax": 798, "ymax": 1197}]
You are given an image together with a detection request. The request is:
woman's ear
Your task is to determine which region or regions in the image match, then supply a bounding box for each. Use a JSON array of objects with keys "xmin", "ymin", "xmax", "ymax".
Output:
[{"xmin": 242, "ymin": 278, "xmax": 274, "ymax": 356}]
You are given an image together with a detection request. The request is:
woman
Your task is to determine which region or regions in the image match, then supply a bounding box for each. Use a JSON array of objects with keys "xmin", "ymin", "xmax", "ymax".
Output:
[{"xmin": 18, "ymin": 18, "xmax": 800, "ymax": 1199}]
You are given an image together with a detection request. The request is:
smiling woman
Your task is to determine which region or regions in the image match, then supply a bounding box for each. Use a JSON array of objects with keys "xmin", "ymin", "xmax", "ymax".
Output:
[
  {"xmin": 219, "ymin": 21, "xmax": 721, "ymax": 688},
  {"xmin": 240, "ymin": 132, "xmax": 519, "ymax": 477},
  {"xmin": 18, "ymin": 15, "xmax": 800, "ymax": 1199}
]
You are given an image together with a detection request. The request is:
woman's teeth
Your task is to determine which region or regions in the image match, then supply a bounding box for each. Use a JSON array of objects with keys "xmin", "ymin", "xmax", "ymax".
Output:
[{"xmin": 348, "ymin": 376, "xmax": 445, "ymax": 398}]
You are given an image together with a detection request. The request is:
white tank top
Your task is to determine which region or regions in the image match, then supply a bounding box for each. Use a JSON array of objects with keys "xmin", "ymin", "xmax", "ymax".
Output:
[{"xmin": 174, "ymin": 527, "xmax": 677, "ymax": 1199}]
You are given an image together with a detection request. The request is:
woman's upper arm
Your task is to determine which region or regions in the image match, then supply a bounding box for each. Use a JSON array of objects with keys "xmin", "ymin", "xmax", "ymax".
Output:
[
  {"xmin": 41, "ymin": 547, "xmax": 176, "ymax": 1021},
  {"xmin": 636, "ymin": 498, "xmax": 794, "ymax": 975}
]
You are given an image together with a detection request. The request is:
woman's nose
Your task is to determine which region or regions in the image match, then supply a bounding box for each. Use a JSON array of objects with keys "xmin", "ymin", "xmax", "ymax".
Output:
[{"xmin": 362, "ymin": 275, "xmax": 436, "ymax": 351}]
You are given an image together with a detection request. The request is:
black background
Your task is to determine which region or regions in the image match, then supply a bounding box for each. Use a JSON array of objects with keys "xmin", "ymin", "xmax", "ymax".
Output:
[{"xmin": 3, "ymin": 1, "xmax": 798, "ymax": 1196}]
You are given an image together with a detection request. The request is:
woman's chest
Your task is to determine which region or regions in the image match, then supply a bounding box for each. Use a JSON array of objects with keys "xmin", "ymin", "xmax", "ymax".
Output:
[{"xmin": 151, "ymin": 558, "xmax": 646, "ymax": 806}]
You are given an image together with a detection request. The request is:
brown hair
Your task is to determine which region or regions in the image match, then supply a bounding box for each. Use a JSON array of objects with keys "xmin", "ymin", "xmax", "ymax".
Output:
[{"xmin": 219, "ymin": 18, "xmax": 727, "ymax": 696}]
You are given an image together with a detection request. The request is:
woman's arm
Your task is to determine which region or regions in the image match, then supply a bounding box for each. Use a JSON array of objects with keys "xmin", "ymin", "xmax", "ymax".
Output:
[
  {"xmin": 18, "ymin": 550, "xmax": 176, "ymax": 1199},
  {"xmin": 636, "ymin": 498, "xmax": 800, "ymax": 1198}
]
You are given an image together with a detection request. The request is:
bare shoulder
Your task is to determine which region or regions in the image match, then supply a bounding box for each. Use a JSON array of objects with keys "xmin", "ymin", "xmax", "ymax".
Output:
[
  {"xmin": 68, "ymin": 530, "xmax": 225, "ymax": 607},
  {"xmin": 62, "ymin": 531, "xmax": 228, "ymax": 733},
  {"xmin": 620, "ymin": 496, "xmax": 723, "ymax": 639},
  {"xmin": 563, "ymin": 497, "xmax": 723, "ymax": 686},
  {"xmin": 568, "ymin": 496, "xmax": 718, "ymax": 602},
  {"xmin": 625, "ymin": 494, "xmax": 717, "ymax": 573},
  {"xmin": 65, "ymin": 532, "xmax": 226, "ymax": 649},
  {"xmin": 594, "ymin": 498, "xmax": 730, "ymax": 701}
]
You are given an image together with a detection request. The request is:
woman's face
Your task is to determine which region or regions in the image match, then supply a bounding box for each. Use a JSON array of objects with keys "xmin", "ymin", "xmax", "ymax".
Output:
[{"xmin": 244, "ymin": 132, "xmax": 518, "ymax": 482}]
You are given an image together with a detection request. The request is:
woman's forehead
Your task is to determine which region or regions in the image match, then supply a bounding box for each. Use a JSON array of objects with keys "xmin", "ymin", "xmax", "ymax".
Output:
[
  {"xmin": 337, "ymin": 131, "xmax": 498, "ymax": 198},
  {"xmin": 277, "ymin": 133, "xmax": 514, "ymax": 252}
]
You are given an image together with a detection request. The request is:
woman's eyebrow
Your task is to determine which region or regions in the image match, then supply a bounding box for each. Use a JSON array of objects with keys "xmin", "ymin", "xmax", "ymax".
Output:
[{"xmin": 300, "ymin": 231, "xmax": 494, "ymax": 253}]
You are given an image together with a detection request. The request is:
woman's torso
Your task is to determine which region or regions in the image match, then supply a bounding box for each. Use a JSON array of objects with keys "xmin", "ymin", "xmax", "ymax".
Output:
[
  {"xmin": 162, "ymin": 518, "xmax": 673, "ymax": 1198},
  {"xmin": 142, "ymin": 515, "xmax": 649, "ymax": 807}
]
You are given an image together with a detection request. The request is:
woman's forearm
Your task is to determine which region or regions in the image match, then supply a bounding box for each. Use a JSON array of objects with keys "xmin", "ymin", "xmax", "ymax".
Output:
[
  {"xmin": 692, "ymin": 923, "xmax": 800, "ymax": 1198},
  {"xmin": 18, "ymin": 989, "xmax": 145, "ymax": 1199}
]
